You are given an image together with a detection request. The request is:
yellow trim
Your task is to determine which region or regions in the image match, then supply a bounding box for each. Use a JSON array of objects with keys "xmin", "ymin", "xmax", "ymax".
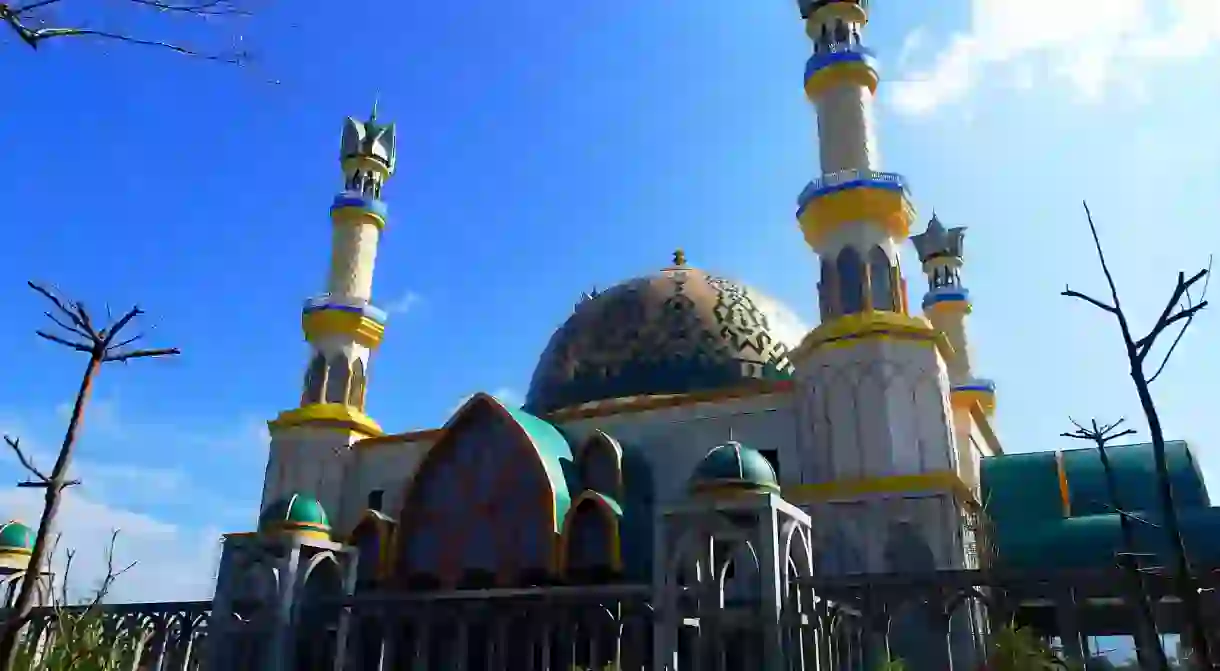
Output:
[
  {"xmin": 341, "ymin": 156, "xmax": 390, "ymax": 179},
  {"xmin": 557, "ymin": 492, "xmax": 623, "ymax": 575},
  {"xmin": 302, "ymin": 309, "xmax": 385, "ymax": 349},
  {"xmin": 951, "ymin": 388, "xmax": 996, "ymax": 415},
  {"xmin": 269, "ymin": 403, "xmax": 385, "ymax": 437},
  {"xmin": 925, "ymin": 299, "xmax": 972, "ymax": 316},
  {"xmin": 806, "ymin": 2, "xmax": 868, "ymax": 28},
  {"xmin": 804, "ymin": 60, "xmax": 878, "ymax": 100},
  {"xmin": 0, "ymin": 548, "xmax": 32, "ymax": 557},
  {"xmin": 784, "ymin": 470, "xmax": 975, "ymax": 505},
  {"xmin": 969, "ymin": 405, "xmax": 1004, "ymax": 455},
  {"xmin": 798, "ymin": 186, "xmax": 915, "ymax": 250},
  {"xmin": 690, "ymin": 482, "xmax": 779, "ymax": 499},
  {"xmin": 331, "ymin": 205, "xmax": 386, "ymax": 231},
  {"xmin": 1055, "ymin": 451, "xmax": 1072, "ymax": 517},
  {"xmin": 790, "ymin": 311, "xmax": 952, "ymax": 361}
]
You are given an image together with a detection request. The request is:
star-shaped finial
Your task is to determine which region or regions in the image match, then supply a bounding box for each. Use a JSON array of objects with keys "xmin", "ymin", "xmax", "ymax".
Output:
[{"xmin": 672, "ymin": 249, "xmax": 687, "ymax": 267}]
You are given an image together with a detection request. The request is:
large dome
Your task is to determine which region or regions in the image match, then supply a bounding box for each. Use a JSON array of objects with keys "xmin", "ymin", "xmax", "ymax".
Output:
[{"xmin": 524, "ymin": 254, "xmax": 802, "ymax": 414}]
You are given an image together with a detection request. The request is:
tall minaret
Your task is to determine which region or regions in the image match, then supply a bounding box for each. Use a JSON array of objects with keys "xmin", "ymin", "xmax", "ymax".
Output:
[
  {"xmin": 261, "ymin": 106, "xmax": 396, "ymax": 523},
  {"xmin": 911, "ymin": 214, "xmax": 995, "ymax": 414},
  {"xmin": 789, "ymin": 0, "xmax": 969, "ymax": 580}
]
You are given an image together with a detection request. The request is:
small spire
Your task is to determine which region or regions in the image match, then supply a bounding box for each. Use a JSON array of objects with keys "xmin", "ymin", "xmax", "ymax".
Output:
[
  {"xmin": 672, "ymin": 249, "xmax": 687, "ymax": 267},
  {"xmin": 369, "ymin": 94, "xmax": 380, "ymax": 123}
]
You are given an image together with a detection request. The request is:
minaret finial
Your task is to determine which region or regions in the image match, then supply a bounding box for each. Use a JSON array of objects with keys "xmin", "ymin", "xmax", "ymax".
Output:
[
  {"xmin": 672, "ymin": 249, "xmax": 687, "ymax": 267},
  {"xmin": 369, "ymin": 94, "xmax": 380, "ymax": 122}
]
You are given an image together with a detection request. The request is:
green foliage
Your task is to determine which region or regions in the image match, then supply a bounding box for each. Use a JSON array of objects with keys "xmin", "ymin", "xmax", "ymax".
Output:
[
  {"xmin": 11, "ymin": 606, "xmax": 144, "ymax": 670},
  {"xmin": 876, "ymin": 656, "xmax": 908, "ymax": 671},
  {"xmin": 984, "ymin": 624, "xmax": 1083, "ymax": 671}
]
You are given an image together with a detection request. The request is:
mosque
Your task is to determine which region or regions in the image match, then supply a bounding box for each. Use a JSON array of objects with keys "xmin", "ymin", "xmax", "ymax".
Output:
[
  {"xmin": 4, "ymin": 0, "xmax": 1219, "ymax": 667},
  {"xmin": 218, "ymin": 0, "xmax": 1220, "ymax": 596}
]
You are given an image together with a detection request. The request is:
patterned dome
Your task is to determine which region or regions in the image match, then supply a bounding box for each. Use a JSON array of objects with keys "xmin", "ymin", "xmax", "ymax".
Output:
[
  {"xmin": 689, "ymin": 441, "xmax": 779, "ymax": 494},
  {"xmin": 259, "ymin": 493, "xmax": 331, "ymax": 535},
  {"xmin": 525, "ymin": 255, "xmax": 801, "ymax": 414},
  {"xmin": 0, "ymin": 521, "xmax": 34, "ymax": 554}
]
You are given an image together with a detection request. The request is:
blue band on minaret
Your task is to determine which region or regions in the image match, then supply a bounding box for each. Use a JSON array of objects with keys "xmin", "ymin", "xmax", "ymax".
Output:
[{"xmin": 331, "ymin": 192, "xmax": 389, "ymax": 220}]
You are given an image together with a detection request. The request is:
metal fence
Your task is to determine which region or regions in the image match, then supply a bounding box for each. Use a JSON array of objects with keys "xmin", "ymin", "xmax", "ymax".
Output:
[{"xmin": 10, "ymin": 567, "xmax": 1219, "ymax": 670}]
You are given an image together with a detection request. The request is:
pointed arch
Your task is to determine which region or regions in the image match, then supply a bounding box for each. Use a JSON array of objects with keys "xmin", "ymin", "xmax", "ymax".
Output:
[
  {"xmin": 818, "ymin": 258, "xmax": 839, "ymax": 320},
  {"xmin": 836, "ymin": 246, "xmax": 865, "ymax": 314},
  {"xmin": 869, "ymin": 246, "xmax": 895, "ymax": 311},
  {"xmin": 558, "ymin": 491, "xmax": 622, "ymax": 577},
  {"xmin": 347, "ymin": 358, "xmax": 367, "ymax": 409},
  {"xmin": 394, "ymin": 393, "xmax": 573, "ymax": 587},
  {"xmin": 578, "ymin": 430, "xmax": 623, "ymax": 498},
  {"xmin": 303, "ymin": 355, "xmax": 328, "ymax": 405},
  {"xmin": 324, "ymin": 355, "xmax": 351, "ymax": 404}
]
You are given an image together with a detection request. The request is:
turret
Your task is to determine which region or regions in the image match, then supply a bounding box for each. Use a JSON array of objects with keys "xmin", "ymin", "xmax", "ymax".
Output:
[{"xmin": 911, "ymin": 214, "xmax": 995, "ymax": 415}]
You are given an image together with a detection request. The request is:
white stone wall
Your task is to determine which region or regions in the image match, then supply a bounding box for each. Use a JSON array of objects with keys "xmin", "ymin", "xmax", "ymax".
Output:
[
  {"xmin": 327, "ymin": 222, "xmax": 381, "ymax": 300},
  {"xmin": 557, "ymin": 390, "xmax": 798, "ymax": 506},
  {"xmin": 806, "ymin": 492, "xmax": 965, "ymax": 575},
  {"xmin": 339, "ymin": 436, "xmax": 433, "ymax": 533},
  {"xmin": 794, "ymin": 339, "xmax": 958, "ymax": 482},
  {"xmin": 261, "ymin": 426, "xmax": 357, "ymax": 525}
]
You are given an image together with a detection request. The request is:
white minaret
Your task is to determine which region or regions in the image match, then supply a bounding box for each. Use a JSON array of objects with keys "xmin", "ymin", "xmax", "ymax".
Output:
[
  {"xmin": 788, "ymin": 0, "xmax": 971, "ymax": 579},
  {"xmin": 259, "ymin": 105, "xmax": 397, "ymax": 526}
]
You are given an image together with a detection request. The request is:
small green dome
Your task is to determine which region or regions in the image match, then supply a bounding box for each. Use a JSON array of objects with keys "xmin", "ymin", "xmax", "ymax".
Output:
[
  {"xmin": 259, "ymin": 493, "xmax": 331, "ymax": 535},
  {"xmin": 689, "ymin": 441, "xmax": 779, "ymax": 494},
  {"xmin": 0, "ymin": 521, "xmax": 35, "ymax": 553}
]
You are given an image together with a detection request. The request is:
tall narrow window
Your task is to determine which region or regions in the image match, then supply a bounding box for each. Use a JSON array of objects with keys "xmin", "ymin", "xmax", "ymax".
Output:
[
  {"xmin": 869, "ymin": 246, "xmax": 894, "ymax": 311},
  {"xmin": 303, "ymin": 355, "xmax": 327, "ymax": 405},
  {"xmin": 348, "ymin": 358, "xmax": 367, "ymax": 409},
  {"xmin": 818, "ymin": 260, "xmax": 838, "ymax": 320},
  {"xmin": 325, "ymin": 355, "xmax": 351, "ymax": 404},
  {"xmin": 837, "ymin": 247, "xmax": 865, "ymax": 315}
]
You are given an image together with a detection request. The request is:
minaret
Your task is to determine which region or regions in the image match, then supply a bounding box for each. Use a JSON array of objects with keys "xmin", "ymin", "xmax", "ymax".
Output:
[
  {"xmin": 261, "ymin": 106, "xmax": 396, "ymax": 522},
  {"xmin": 788, "ymin": 0, "xmax": 970, "ymax": 586},
  {"xmin": 911, "ymin": 214, "xmax": 995, "ymax": 415}
]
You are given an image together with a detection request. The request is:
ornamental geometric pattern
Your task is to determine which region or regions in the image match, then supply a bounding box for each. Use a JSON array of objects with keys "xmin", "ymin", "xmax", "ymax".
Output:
[{"xmin": 525, "ymin": 267, "xmax": 797, "ymax": 414}]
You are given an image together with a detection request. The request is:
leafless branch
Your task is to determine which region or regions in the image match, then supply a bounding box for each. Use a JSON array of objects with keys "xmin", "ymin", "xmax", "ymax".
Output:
[
  {"xmin": 2, "ymin": 436, "xmax": 48, "ymax": 484},
  {"xmin": 2, "ymin": 0, "xmax": 254, "ymax": 65},
  {"xmin": 1060, "ymin": 287, "xmax": 1116, "ymax": 314},
  {"xmin": 26, "ymin": 283, "xmax": 92, "ymax": 337},
  {"xmin": 34, "ymin": 330, "xmax": 91, "ymax": 353},
  {"xmin": 102, "ymin": 346, "xmax": 180, "ymax": 363}
]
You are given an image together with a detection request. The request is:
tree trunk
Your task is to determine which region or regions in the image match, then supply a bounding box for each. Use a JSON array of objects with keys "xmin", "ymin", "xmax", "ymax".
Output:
[
  {"xmin": 0, "ymin": 354, "xmax": 100, "ymax": 670},
  {"xmin": 1133, "ymin": 365, "xmax": 1215, "ymax": 669}
]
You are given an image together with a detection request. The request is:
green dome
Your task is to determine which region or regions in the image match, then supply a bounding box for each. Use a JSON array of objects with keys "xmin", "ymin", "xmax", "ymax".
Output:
[
  {"xmin": 0, "ymin": 521, "xmax": 34, "ymax": 553},
  {"xmin": 689, "ymin": 442, "xmax": 779, "ymax": 494},
  {"xmin": 259, "ymin": 493, "xmax": 331, "ymax": 535}
]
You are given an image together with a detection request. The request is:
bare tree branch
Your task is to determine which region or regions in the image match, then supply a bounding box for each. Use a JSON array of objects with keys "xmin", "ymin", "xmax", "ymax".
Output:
[
  {"xmin": 1060, "ymin": 287, "xmax": 1117, "ymax": 314},
  {"xmin": 102, "ymin": 346, "xmax": 180, "ymax": 363},
  {"xmin": 33, "ymin": 330, "xmax": 91, "ymax": 353},
  {"xmin": 2, "ymin": 436, "xmax": 47, "ymax": 484}
]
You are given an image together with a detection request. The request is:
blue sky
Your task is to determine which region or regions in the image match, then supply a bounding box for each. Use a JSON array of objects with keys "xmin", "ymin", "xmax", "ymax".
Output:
[{"xmin": 0, "ymin": 0, "xmax": 1217, "ymax": 602}]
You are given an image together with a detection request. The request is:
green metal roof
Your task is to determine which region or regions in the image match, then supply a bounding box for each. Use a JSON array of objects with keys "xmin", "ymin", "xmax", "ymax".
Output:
[
  {"xmin": 0, "ymin": 521, "xmax": 34, "ymax": 552},
  {"xmin": 689, "ymin": 441, "xmax": 779, "ymax": 493},
  {"xmin": 504, "ymin": 404, "xmax": 576, "ymax": 531},
  {"xmin": 259, "ymin": 493, "xmax": 331, "ymax": 531}
]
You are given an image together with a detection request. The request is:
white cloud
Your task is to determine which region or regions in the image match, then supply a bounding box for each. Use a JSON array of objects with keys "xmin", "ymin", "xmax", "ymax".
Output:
[
  {"xmin": 749, "ymin": 293, "xmax": 809, "ymax": 348},
  {"xmin": 0, "ymin": 487, "xmax": 221, "ymax": 604},
  {"xmin": 382, "ymin": 290, "xmax": 421, "ymax": 316},
  {"xmin": 891, "ymin": 0, "xmax": 1220, "ymax": 115}
]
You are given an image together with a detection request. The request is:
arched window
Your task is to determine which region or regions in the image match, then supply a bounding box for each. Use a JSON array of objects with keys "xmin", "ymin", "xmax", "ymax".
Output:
[
  {"xmin": 347, "ymin": 358, "xmax": 367, "ymax": 409},
  {"xmin": 836, "ymin": 247, "xmax": 865, "ymax": 315},
  {"xmin": 324, "ymin": 355, "xmax": 351, "ymax": 404},
  {"xmin": 579, "ymin": 432, "xmax": 622, "ymax": 498},
  {"xmin": 869, "ymin": 246, "xmax": 894, "ymax": 311},
  {"xmin": 303, "ymin": 355, "xmax": 327, "ymax": 405},
  {"xmin": 833, "ymin": 20, "xmax": 849, "ymax": 43},
  {"xmin": 818, "ymin": 259, "xmax": 838, "ymax": 320},
  {"xmin": 565, "ymin": 502, "xmax": 614, "ymax": 581}
]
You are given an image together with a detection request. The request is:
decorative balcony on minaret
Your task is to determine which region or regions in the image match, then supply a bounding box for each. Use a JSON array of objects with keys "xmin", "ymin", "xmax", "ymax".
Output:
[{"xmin": 912, "ymin": 214, "xmax": 996, "ymax": 416}]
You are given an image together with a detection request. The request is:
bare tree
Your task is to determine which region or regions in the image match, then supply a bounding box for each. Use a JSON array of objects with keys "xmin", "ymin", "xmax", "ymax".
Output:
[
  {"xmin": 1, "ymin": 0, "xmax": 253, "ymax": 63},
  {"xmin": 1062, "ymin": 202, "xmax": 1214, "ymax": 668},
  {"xmin": 1061, "ymin": 417, "xmax": 1169, "ymax": 671},
  {"xmin": 0, "ymin": 281, "xmax": 179, "ymax": 670}
]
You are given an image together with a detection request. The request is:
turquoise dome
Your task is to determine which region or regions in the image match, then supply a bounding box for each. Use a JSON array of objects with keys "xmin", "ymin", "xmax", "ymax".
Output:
[
  {"xmin": 525, "ymin": 259, "xmax": 800, "ymax": 414},
  {"xmin": 689, "ymin": 441, "xmax": 780, "ymax": 494},
  {"xmin": 0, "ymin": 521, "xmax": 34, "ymax": 554},
  {"xmin": 259, "ymin": 493, "xmax": 331, "ymax": 535}
]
